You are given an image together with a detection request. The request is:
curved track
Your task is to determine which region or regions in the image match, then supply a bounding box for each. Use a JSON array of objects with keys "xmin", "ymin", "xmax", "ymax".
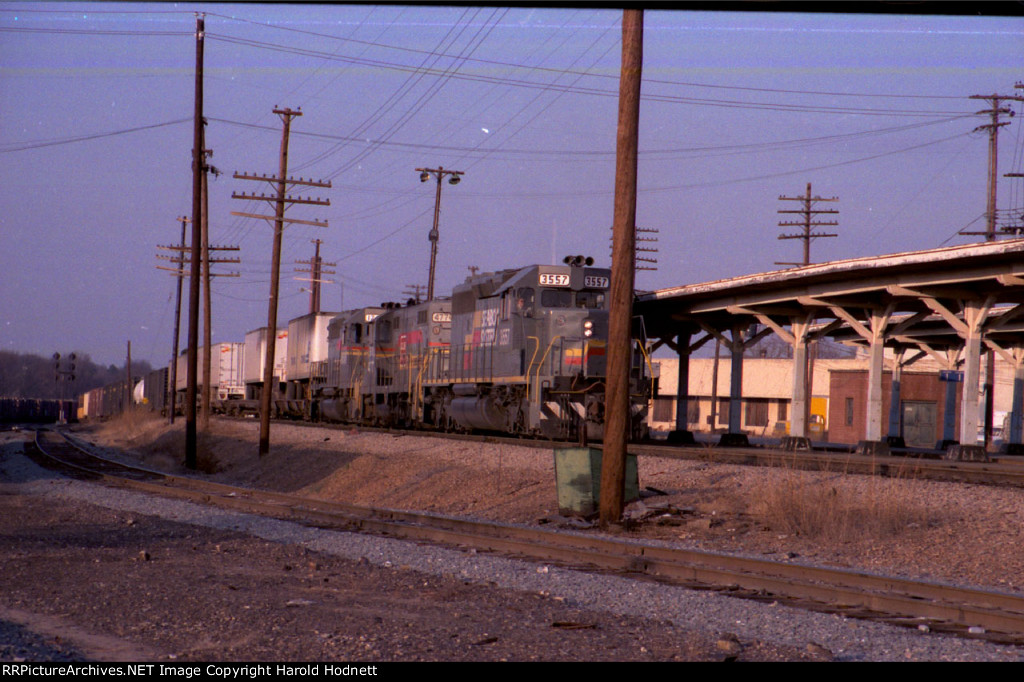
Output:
[{"xmin": 26, "ymin": 427, "xmax": 1024, "ymax": 646}]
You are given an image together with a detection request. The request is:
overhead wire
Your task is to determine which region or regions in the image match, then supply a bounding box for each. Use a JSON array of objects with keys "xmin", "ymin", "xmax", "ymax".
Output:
[
  {"xmin": 204, "ymin": 32, "xmax": 971, "ymax": 118},
  {"xmin": 200, "ymin": 9, "xmax": 969, "ymax": 102},
  {"xmin": 0, "ymin": 118, "xmax": 191, "ymax": 152}
]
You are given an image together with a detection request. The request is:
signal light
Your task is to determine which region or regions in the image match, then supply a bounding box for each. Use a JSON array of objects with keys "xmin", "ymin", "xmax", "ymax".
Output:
[{"xmin": 562, "ymin": 255, "xmax": 594, "ymax": 267}]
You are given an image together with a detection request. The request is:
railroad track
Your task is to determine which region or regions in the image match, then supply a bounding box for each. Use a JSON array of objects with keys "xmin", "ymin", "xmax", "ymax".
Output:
[
  {"xmin": 25, "ymin": 427, "xmax": 1024, "ymax": 646},
  {"xmin": 242, "ymin": 416, "xmax": 1024, "ymax": 489}
]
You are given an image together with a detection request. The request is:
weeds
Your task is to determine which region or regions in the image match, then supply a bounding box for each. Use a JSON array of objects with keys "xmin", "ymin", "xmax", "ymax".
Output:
[{"xmin": 750, "ymin": 462, "xmax": 931, "ymax": 544}]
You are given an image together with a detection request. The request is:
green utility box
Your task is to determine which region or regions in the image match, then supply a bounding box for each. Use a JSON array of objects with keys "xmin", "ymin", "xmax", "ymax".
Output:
[{"xmin": 553, "ymin": 447, "xmax": 639, "ymax": 517}]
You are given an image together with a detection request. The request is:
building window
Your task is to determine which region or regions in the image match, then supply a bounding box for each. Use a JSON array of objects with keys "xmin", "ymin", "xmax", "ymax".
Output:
[
  {"xmin": 653, "ymin": 397, "xmax": 674, "ymax": 423},
  {"xmin": 687, "ymin": 401, "xmax": 700, "ymax": 425},
  {"xmin": 717, "ymin": 398, "xmax": 730, "ymax": 425},
  {"xmin": 745, "ymin": 399, "xmax": 769, "ymax": 427},
  {"xmin": 845, "ymin": 397, "xmax": 855, "ymax": 426},
  {"xmin": 777, "ymin": 399, "xmax": 788, "ymax": 422}
]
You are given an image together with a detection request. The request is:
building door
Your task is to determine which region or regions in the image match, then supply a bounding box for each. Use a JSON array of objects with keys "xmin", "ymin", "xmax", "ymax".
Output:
[{"xmin": 902, "ymin": 401, "xmax": 937, "ymax": 448}]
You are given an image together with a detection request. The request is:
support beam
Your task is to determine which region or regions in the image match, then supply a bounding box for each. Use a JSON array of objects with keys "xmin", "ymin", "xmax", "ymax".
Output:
[
  {"xmin": 669, "ymin": 331, "xmax": 695, "ymax": 444},
  {"xmin": 725, "ymin": 323, "xmax": 748, "ymax": 444},
  {"xmin": 957, "ymin": 298, "xmax": 995, "ymax": 450},
  {"xmin": 1010, "ymin": 348, "xmax": 1024, "ymax": 446},
  {"xmin": 864, "ymin": 307, "xmax": 894, "ymax": 442},
  {"xmin": 888, "ymin": 348, "xmax": 905, "ymax": 441},
  {"xmin": 961, "ymin": 330, "xmax": 982, "ymax": 447},
  {"xmin": 789, "ymin": 314, "xmax": 812, "ymax": 439}
]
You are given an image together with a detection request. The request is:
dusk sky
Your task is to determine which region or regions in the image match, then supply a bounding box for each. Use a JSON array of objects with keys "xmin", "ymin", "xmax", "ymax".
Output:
[{"xmin": 2, "ymin": 4, "xmax": 1023, "ymax": 369}]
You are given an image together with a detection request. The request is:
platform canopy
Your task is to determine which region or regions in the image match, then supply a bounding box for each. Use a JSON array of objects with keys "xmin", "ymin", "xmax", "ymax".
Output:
[{"xmin": 635, "ymin": 238, "xmax": 1024, "ymax": 448}]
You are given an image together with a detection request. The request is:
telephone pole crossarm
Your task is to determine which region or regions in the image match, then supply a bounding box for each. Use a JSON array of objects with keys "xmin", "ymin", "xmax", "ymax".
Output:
[{"xmin": 232, "ymin": 107, "xmax": 330, "ymax": 456}]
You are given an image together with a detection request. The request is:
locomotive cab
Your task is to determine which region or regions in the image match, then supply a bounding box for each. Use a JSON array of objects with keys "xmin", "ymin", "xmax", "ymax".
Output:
[{"xmin": 436, "ymin": 260, "xmax": 649, "ymax": 441}]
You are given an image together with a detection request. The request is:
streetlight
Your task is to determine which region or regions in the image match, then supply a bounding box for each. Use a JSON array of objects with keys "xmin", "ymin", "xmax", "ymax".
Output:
[{"xmin": 415, "ymin": 166, "xmax": 464, "ymax": 301}]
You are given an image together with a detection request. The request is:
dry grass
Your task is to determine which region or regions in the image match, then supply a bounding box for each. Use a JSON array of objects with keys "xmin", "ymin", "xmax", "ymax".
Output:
[
  {"xmin": 749, "ymin": 463, "xmax": 932, "ymax": 544},
  {"xmin": 97, "ymin": 408, "xmax": 167, "ymax": 446},
  {"xmin": 86, "ymin": 410, "xmax": 222, "ymax": 473}
]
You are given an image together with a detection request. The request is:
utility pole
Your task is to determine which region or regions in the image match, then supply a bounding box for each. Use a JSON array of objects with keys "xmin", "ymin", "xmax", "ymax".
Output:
[
  {"xmin": 959, "ymin": 93, "xmax": 1023, "ymax": 241},
  {"xmin": 232, "ymin": 107, "xmax": 331, "ymax": 456},
  {"xmin": 599, "ymin": 8, "xmax": 643, "ymax": 527},
  {"xmin": 156, "ymin": 216, "xmax": 188, "ymax": 424},
  {"xmin": 402, "ymin": 283, "xmax": 426, "ymax": 303},
  {"xmin": 962, "ymin": 91, "xmax": 1024, "ymax": 449},
  {"xmin": 126, "ymin": 340, "xmax": 132, "ymax": 412},
  {"xmin": 776, "ymin": 183, "xmax": 838, "ymax": 267},
  {"xmin": 416, "ymin": 166, "xmax": 464, "ymax": 301},
  {"xmin": 609, "ymin": 226, "xmax": 659, "ymax": 272},
  {"xmin": 1003, "ymin": 83, "xmax": 1024, "ymax": 236},
  {"xmin": 295, "ymin": 239, "xmax": 336, "ymax": 314},
  {"xmin": 185, "ymin": 11, "xmax": 205, "ymax": 470},
  {"xmin": 200, "ymin": 121, "xmax": 224, "ymax": 429},
  {"xmin": 157, "ymin": 222, "xmax": 239, "ymax": 426}
]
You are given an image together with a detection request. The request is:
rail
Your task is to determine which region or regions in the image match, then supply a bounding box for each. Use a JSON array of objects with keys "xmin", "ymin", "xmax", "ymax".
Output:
[{"xmin": 26, "ymin": 427, "xmax": 1024, "ymax": 645}]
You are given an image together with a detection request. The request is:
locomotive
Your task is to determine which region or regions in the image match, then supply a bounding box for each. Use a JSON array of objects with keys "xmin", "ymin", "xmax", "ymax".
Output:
[{"xmin": 312, "ymin": 258, "xmax": 650, "ymax": 440}]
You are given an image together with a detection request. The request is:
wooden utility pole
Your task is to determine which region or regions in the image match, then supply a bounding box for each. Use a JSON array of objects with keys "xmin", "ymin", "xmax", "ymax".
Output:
[
  {"xmin": 776, "ymin": 183, "xmax": 838, "ymax": 267},
  {"xmin": 125, "ymin": 340, "xmax": 132, "ymax": 412},
  {"xmin": 232, "ymin": 108, "xmax": 331, "ymax": 456},
  {"xmin": 599, "ymin": 9, "xmax": 643, "ymax": 526},
  {"xmin": 416, "ymin": 166, "xmax": 464, "ymax": 301},
  {"xmin": 185, "ymin": 12, "xmax": 205, "ymax": 470},
  {"xmin": 961, "ymin": 94, "xmax": 1023, "ymax": 241},
  {"xmin": 157, "ymin": 221, "xmax": 239, "ymax": 426},
  {"xmin": 156, "ymin": 217, "xmax": 188, "ymax": 424},
  {"xmin": 295, "ymin": 239, "xmax": 336, "ymax": 314},
  {"xmin": 961, "ymin": 92, "xmax": 1024, "ymax": 448},
  {"xmin": 402, "ymin": 283, "xmax": 426, "ymax": 303},
  {"xmin": 201, "ymin": 123, "xmax": 213, "ymax": 429},
  {"xmin": 608, "ymin": 226, "xmax": 659, "ymax": 272}
]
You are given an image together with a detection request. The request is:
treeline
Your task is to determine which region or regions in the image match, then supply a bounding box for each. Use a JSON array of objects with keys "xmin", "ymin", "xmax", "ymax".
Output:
[{"xmin": 0, "ymin": 350, "xmax": 152, "ymax": 400}]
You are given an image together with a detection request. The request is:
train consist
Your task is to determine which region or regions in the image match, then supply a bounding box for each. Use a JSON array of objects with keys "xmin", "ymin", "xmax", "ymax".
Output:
[
  {"xmin": 0, "ymin": 397, "xmax": 77, "ymax": 424},
  {"xmin": 84, "ymin": 260, "xmax": 652, "ymax": 441}
]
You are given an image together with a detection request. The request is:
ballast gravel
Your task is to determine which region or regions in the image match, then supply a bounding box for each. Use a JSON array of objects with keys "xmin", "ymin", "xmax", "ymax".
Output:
[{"xmin": 2, "ymin": 430, "xmax": 1022, "ymax": 662}]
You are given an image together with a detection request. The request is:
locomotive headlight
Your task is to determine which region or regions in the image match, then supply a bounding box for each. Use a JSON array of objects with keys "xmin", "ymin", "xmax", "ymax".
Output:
[{"xmin": 583, "ymin": 320, "xmax": 594, "ymax": 337}]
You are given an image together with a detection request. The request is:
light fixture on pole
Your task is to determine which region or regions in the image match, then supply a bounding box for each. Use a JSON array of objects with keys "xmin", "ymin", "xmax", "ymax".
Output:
[{"xmin": 415, "ymin": 165, "xmax": 464, "ymax": 301}]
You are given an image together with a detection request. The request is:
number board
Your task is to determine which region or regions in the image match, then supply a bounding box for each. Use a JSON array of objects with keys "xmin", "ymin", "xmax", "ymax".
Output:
[
  {"xmin": 538, "ymin": 273, "xmax": 570, "ymax": 287},
  {"xmin": 432, "ymin": 312, "xmax": 451, "ymax": 323},
  {"xmin": 584, "ymin": 275, "xmax": 609, "ymax": 289}
]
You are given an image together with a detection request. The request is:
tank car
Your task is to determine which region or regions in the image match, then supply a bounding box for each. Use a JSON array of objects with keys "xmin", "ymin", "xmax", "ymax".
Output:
[{"xmin": 421, "ymin": 258, "xmax": 650, "ymax": 440}]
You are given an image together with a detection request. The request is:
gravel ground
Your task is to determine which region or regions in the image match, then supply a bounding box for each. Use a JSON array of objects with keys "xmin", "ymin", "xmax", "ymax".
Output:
[{"xmin": 3, "ymin": 415, "xmax": 1024, "ymax": 662}]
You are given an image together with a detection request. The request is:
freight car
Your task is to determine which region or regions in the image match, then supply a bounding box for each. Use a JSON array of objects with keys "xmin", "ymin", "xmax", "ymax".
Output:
[{"xmin": 0, "ymin": 397, "xmax": 76, "ymax": 424}]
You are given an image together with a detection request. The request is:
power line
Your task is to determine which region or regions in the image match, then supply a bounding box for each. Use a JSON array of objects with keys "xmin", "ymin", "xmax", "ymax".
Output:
[
  {"xmin": 0, "ymin": 118, "xmax": 191, "ymax": 153},
  {"xmin": 207, "ymin": 113, "xmax": 970, "ymax": 161},
  {"xmin": 201, "ymin": 9, "xmax": 968, "ymax": 102},
  {"xmin": 205, "ymin": 32, "xmax": 970, "ymax": 118}
]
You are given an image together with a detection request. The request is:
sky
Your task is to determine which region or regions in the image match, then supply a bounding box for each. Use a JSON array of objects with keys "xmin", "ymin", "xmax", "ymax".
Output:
[{"xmin": 1, "ymin": 3, "xmax": 1023, "ymax": 369}]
